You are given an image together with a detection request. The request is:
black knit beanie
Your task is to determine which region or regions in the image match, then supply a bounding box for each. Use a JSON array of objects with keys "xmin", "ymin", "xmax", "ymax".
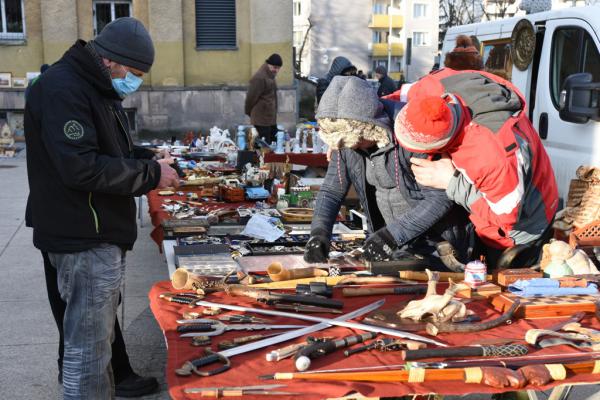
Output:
[
  {"xmin": 265, "ymin": 53, "xmax": 283, "ymax": 67},
  {"xmin": 92, "ymin": 17, "xmax": 155, "ymax": 73}
]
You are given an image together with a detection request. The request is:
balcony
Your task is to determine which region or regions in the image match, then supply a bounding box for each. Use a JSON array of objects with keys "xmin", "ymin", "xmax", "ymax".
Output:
[
  {"xmin": 370, "ymin": 42, "xmax": 404, "ymax": 57},
  {"xmin": 369, "ymin": 14, "xmax": 403, "ymax": 29}
]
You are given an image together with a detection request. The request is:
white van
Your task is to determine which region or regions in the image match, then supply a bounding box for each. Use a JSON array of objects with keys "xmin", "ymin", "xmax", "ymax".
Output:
[{"xmin": 442, "ymin": 6, "xmax": 600, "ymax": 202}]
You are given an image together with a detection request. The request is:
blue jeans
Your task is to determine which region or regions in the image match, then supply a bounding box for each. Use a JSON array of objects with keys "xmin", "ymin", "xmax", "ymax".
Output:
[{"xmin": 49, "ymin": 244, "xmax": 125, "ymax": 400}]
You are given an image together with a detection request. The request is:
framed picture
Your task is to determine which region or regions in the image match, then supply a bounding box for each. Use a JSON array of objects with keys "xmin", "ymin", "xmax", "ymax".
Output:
[
  {"xmin": 0, "ymin": 73, "xmax": 11, "ymax": 88},
  {"xmin": 26, "ymin": 72, "xmax": 40, "ymax": 81},
  {"xmin": 12, "ymin": 77, "xmax": 27, "ymax": 88}
]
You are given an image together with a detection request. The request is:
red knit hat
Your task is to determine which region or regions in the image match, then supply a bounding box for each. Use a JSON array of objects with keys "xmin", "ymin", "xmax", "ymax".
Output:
[{"xmin": 394, "ymin": 95, "xmax": 462, "ymax": 152}]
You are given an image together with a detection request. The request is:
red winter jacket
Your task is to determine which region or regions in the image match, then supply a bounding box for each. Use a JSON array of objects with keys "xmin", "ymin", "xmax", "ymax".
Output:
[{"xmin": 406, "ymin": 69, "xmax": 558, "ymax": 249}]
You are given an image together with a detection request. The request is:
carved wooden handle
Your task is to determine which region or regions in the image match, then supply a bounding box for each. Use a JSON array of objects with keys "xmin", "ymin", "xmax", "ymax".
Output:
[{"xmin": 399, "ymin": 271, "xmax": 492, "ymax": 282}]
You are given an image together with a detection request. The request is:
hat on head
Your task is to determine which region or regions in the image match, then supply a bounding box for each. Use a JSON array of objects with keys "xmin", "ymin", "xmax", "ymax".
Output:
[
  {"xmin": 394, "ymin": 95, "xmax": 463, "ymax": 153},
  {"xmin": 266, "ymin": 53, "xmax": 283, "ymax": 67},
  {"xmin": 444, "ymin": 35, "xmax": 483, "ymax": 71},
  {"xmin": 375, "ymin": 65, "xmax": 387, "ymax": 75},
  {"xmin": 92, "ymin": 17, "xmax": 154, "ymax": 73},
  {"xmin": 316, "ymin": 76, "xmax": 392, "ymax": 149}
]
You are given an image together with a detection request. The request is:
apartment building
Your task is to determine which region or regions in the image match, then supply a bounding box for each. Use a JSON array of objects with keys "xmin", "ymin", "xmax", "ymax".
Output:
[
  {"xmin": 293, "ymin": 0, "xmax": 439, "ymax": 82},
  {"xmin": 0, "ymin": 0, "xmax": 295, "ymax": 138}
]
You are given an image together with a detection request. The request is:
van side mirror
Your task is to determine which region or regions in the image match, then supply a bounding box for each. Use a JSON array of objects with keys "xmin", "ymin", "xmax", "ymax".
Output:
[{"xmin": 559, "ymin": 73, "xmax": 600, "ymax": 123}]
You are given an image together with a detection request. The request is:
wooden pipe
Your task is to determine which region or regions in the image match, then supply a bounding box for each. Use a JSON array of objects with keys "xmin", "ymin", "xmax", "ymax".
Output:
[
  {"xmin": 399, "ymin": 271, "xmax": 492, "ymax": 282},
  {"xmin": 342, "ymin": 286, "xmax": 427, "ymax": 297},
  {"xmin": 267, "ymin": 262, "xmax": 328, "ymax": 282}
]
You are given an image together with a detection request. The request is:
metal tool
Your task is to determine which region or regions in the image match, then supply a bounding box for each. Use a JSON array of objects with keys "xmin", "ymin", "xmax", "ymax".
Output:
[
  {"xmin": 175, "ymin": 300, "xmax": 385, "ymax": 377},
  {"xmin": 194, "ymin": 299, "xmax": 447, "ymax": 347},
  {"xmin": 274, "ymin": 303, "xmax": 343, "ymax": 314},
  {"xmin": 217, "ymin": 314, "xmax": 270, "ymax": 324},
  {"xmin": 217, "ymin": 332, "xmax": 283, "ymax": 350},
  {"xmin": 344, "ymin": 337, "xmax": 425, "ymax": 356},
  {"xmin": 178, "ymin": 319, "xmax": 305, "ymax": 337}
]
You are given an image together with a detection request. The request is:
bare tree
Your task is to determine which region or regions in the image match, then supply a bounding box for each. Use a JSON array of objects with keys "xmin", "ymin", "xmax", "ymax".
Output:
[
  {"xmin": 480, "ymin": 0, "xmax": 517, "ymax": 21},
  {"xmin": 294, "ymin": 18, "xmax": 313, "ymax": 78},
  {"xmin": 439, "ymin": 0, "xmax": 483, "ymax": 48}
]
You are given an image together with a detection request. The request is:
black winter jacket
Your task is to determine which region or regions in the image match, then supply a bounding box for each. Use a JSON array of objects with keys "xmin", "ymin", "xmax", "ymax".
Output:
[
  {"xmin": 25, "ymin": 40, "xmax": 160, "ymax": 252},
  {"xmin": 377, "ymin": 75, "xmax": 397, "ymax": 97}
]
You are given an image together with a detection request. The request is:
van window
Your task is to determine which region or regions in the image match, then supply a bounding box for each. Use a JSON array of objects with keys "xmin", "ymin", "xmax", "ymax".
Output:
[
  {"xmin": 482, "ymin": 40, "xmax": 512, "ymax": 81},
  {"xmin": 551, "ymin": 27, "xmax": 600, "ymax": 108}
]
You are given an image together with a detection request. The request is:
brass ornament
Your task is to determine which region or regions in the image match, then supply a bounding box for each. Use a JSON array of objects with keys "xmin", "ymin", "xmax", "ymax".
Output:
[{"xmin": 511, "ymin": 19, "xmax": 536, "ymax": 71}]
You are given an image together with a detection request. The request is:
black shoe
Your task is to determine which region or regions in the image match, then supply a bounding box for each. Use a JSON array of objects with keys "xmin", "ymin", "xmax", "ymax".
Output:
[{"xmin": 115, "ymin": 373, "xmax": 159, "ymax": 398}]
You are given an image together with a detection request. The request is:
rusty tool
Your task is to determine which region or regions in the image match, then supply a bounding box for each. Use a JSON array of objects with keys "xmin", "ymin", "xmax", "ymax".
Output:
[{"xmin": 217, "ymin": 332, "xmax": 284, "ymax": 350}]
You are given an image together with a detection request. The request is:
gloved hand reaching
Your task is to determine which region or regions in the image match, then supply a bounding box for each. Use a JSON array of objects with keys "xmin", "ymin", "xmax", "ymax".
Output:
[
  {"xmin": 362, "ymin": 228, "xmax": 398, "ymax": 261},
  {"xmin": 304, "ymin": 229, "xmax": 331, "ymax": 263}
]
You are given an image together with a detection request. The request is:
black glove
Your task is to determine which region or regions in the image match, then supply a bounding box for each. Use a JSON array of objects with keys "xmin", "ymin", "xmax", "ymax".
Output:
[
  {"xmin": 304, "ymin": 229, "xmax": 330, "ymax": 263},
  {"xmin": 362, "ymin": 228, "xmax": 398, "ymax": 262}
]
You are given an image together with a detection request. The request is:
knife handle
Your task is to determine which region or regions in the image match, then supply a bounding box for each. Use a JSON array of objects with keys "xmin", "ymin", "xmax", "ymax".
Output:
[
  {"xmin": 342, "ymin": 286, "xmax": 427, "ymax": 297},
  {"xmin": 403, "ymin": 344, "xmax": 529, "ymax": 361}
]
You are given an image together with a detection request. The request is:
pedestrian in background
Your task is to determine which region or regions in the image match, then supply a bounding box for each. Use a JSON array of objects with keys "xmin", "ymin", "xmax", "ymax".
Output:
[
  {"xmin": 245, "ymin": 53, "xmax": 282, "ymax": 144},
  {"xmin": 374, "ymin": 65, "xmax": 397, "ymax": 97},
  {"xmin": 316, "ymin": 56, "xmax": 357, "ymax": 104},
  {"xmin": 25, "ymin": 17, "xmax": 179, "ymax": 399}
]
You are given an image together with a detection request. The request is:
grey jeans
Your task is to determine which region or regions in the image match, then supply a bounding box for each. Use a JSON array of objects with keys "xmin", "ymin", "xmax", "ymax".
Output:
[{"xmin": 49, "ymin": 244, "xmax": 125, "ymax": 400}]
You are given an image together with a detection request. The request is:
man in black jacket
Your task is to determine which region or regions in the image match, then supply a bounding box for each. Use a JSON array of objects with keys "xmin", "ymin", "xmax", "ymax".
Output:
[
  {"xmin": 375, "ymin": 66, "xmax": 397, "ymax": 97},
  {"xmin": 316, "ymin": 56, "xmax": 357, "ymax": 104},
  {"xmin": 25, "ymin": 17, "xmax": 178, "ymax": 399}
]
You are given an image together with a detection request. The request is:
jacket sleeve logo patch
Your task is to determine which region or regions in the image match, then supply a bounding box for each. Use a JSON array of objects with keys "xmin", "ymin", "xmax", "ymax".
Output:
[{"xmin": 64, "ymin": 120, "xmax": 84, "ymax": 140}]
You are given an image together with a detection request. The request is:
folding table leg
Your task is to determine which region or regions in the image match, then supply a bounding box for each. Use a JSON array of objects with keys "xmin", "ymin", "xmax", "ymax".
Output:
[{"xmin": 547, "ymin": 385, "xmax": 572, "ymax": 400}]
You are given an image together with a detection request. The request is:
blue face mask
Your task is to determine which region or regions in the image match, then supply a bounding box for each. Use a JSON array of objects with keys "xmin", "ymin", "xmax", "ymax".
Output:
[{"xmin": 111, "ymin": 72, "xmax": 143, "ymax": 98}]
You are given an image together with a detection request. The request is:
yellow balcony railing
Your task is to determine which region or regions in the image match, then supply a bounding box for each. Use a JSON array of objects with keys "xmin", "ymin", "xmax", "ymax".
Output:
[
  {"xmin": 369, "ymin": 14, "xmax": 404, "ymax": 28},
  {"xmin": 371, "ymin": 42, "xmax": 404, "ymax": 57}
]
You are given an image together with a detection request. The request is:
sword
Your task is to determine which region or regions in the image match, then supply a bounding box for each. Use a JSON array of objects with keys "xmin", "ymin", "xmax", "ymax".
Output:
[
  {"xmin": 194, "ymin": 299, "xmax": 446, "ymax": 347},
  {"xmin": 175, "ymin": 299, "xmax": 385, "ymax": 377}
]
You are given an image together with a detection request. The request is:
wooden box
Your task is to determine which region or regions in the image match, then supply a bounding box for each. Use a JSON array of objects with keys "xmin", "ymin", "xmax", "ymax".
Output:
[
  {"xmin": 456, "ymin": 282, "xmax": 501, "ymax": 299},
  {"xmin": 491, "ymin": 292, "xmax": 600, "ymax": 319},
  {"xmin": 496, "ymin": 268, "xmax": 543, "ymax": 286},
  {"xmin": 220, "ymin": 185, "xmax": 245, "ymax": 203}
]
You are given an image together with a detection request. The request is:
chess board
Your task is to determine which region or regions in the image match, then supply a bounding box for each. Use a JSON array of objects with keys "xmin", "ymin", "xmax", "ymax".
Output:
[{"xmin": 491, "ymin": 293, "xmax": 600, "ymax": 319}]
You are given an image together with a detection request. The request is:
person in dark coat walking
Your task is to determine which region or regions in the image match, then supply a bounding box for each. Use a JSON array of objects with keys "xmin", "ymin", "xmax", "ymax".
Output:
[
  {"xmin": 304, "ymin": 76, "xmax": 473, "ymax": 265},
  {"xmin": 375, "ymin": 66, "xmax": 397, "ymax": 97},
  {"xmin": 316, "ymin": 56, "xmax": 357, "ymax": 104},
  {"xmin": 245, "ymin": 53, "xmax": 282, "ymax": 144},
  {"xmin": 25, "ymin": 17, "xmax": 179, "ymax": 399}
]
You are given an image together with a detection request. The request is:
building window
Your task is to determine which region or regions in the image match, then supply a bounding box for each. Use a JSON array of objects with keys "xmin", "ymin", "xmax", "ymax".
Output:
[
  {"xmin": 413, "ymin": 3, "xmax": 428, "ymax": 18},
  {"xmin": 373, "ymin": 0, "xmax": 399, "ymax": 13},
  {"xmin": 373, "ymin": 59, "xmax": 388, "ymax": 70},
  {"xmin": 93, "ymin": 1, "xmax": 131, "ymax": 36},
  {"xmin": 413, "ymin": 32, "xmax": 430, "ymax": 47},
  {"xmin": 293, "ymin": 0, "xmax": 301, "ymax": 17},
  {"xmin": 0, "ymin": 0, "xmax": 26, "ymax": 40},
  {"xmin": 195, "ymin": 0, "xmax": 236, "ymax": 49},
  {"xmin": 293, "ymin": 30, "xmax": 304, "ymax": 48}
]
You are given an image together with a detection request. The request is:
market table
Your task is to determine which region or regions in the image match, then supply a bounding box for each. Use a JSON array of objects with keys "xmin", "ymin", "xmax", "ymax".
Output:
[
  {"xmin": 147, "ymin": 189, "xmax": 254, "ymax": 247},
  {"xmin": 264, "ymin": 152, "xmax": 329, "ymax": 168},
  {"xmin": 149, "ymin": 281, "xmax": 600, "ymax": 400}
]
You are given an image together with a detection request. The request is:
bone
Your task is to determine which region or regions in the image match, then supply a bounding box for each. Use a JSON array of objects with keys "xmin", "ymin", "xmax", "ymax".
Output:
[{"xmin": 267, "ymin": 263, "xmax": 328, "ymax": 282}]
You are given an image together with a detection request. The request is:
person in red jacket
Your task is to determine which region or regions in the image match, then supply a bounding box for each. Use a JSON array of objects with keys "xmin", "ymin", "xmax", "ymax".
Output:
[{"xmin": 393, "ymin": 68, "xmax": 558, "ymax": 266}]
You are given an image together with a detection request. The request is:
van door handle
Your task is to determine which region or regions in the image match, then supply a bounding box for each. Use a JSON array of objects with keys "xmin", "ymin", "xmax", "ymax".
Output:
[{"xmin": 538, "ymin": 113, "xmax": 548, "ymax": 139}]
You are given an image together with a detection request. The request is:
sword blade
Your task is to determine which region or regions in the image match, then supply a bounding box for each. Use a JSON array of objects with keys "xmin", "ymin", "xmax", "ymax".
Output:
[
  {"xmin": 196, "ymin": 299, "xmax": 446, "ymax": 347},
  {"xmin": 216, "ymin": 299, "xmax": 385, "ymax": 358}
]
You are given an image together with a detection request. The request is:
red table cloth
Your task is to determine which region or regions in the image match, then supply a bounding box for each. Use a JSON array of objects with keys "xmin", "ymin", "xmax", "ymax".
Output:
[
  {"xmin": 149, "ymin": 281, "xmax": 600, "ymax": 400},
  {"xmin": 264, "ymin": 153, "xmax": 329, "ymax": 168}
]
